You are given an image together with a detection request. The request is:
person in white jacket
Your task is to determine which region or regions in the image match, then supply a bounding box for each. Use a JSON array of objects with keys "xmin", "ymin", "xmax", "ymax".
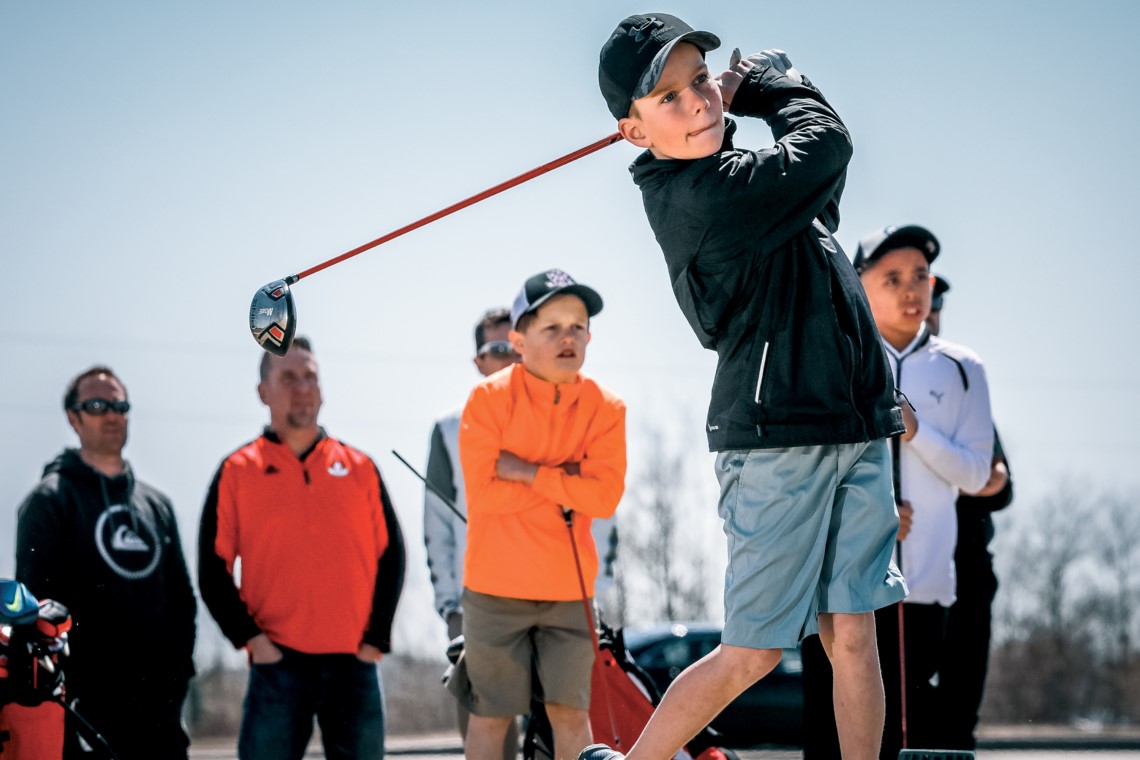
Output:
[
  {"xmin": 423, "ymin": 307, "xmax": 520, "ymax": 757},
  {"xmin": 853, "ymin": 225, "xmax": 994, "ymax": 759}
]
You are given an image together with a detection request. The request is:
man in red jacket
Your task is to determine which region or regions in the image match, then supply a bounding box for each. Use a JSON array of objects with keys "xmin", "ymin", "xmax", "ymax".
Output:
[{"xmin": 198, "ymin": 336, "xmax": 405, "ymax": 760}]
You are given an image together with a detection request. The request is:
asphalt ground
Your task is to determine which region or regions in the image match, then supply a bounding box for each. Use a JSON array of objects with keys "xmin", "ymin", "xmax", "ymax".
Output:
[{"xmin": 185, "ymin": 726, "xmax": 1140, "ymax": 759}]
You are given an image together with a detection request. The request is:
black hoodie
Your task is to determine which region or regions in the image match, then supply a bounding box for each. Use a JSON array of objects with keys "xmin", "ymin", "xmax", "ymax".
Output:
[
  {"xmin": 630, "ymin": 58, "xmax": 904, "ymax": 451},
  {"xmin": 15, "ymin": 449, "xmax": 197, "ymax": 696}
]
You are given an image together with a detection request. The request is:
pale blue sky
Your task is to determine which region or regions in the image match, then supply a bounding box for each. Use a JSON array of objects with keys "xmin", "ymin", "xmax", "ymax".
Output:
[{"xmin": 3, "ymin": 1, "xmax": 1138, "ymax": 662}]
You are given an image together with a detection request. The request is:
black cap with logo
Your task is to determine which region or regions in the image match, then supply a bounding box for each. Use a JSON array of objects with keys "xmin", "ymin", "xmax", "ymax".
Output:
[
  {"xmin": 510, "ymin": 269, "xmax": 604, "ymax": 329},
  {"xmin": 599, "ymin": 13, "xmax": 721, "ymax": 120},
  {"xmin": 852, "ymin": 224, "xmax": 941, "ymax": 274}
]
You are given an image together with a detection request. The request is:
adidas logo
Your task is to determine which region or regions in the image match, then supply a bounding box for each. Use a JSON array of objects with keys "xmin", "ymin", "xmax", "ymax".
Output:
[{"xmin": 328, "ymin": 461, "xmax": 350, "ymax": 477}]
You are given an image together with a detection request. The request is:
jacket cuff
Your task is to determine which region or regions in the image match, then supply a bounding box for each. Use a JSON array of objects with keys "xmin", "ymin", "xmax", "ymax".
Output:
[
  {"xmin": 729, "ymin": 61, "xmax": 824, "ymax": 119},
  {"xmin": 362, "ymin": 630, "xmax": 392, "ymax": 653},
  {"xmin": 230, "ymin": 619, "xmax": 263, "ymax": 651}
]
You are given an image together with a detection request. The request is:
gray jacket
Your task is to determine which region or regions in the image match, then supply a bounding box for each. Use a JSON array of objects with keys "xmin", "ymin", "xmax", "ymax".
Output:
[{"xmin": 423, "ymin": 412, "xmax": 467, "ymax": 620}]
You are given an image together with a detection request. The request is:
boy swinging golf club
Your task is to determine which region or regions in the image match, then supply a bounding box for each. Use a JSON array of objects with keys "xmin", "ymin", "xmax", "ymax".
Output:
[{"xmin": 582, "ymin": 13, "xmax": 908, "ymax": 760}]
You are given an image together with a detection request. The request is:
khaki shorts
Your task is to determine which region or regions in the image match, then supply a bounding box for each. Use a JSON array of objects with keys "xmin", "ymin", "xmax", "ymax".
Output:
[
  {"xmin": 716, "ymin": 440, "xmax": 908, "ymax": 649},
  {"xmin": 454, "ymin": 589, "xmax": 594, "ymax": 717}
]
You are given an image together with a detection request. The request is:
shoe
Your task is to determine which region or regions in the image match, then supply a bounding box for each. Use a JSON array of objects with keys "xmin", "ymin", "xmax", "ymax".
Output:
[{"xmin": 578, "ymin": 744, "xmax": 625, "ymax": 760}]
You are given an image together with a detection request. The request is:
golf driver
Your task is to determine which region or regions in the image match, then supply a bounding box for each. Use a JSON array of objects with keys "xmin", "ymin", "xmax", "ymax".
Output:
[{"xmin": 250, "ymin": 132, "xmax": 623, "ymax": 355}]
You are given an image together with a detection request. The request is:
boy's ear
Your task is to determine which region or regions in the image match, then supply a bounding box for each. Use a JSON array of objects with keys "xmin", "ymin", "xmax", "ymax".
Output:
[
  {"xmin": 618, "ymin": 116, "xmax": 652, "ymax": 149},
  {"xmin": 508, "ymin": 329, "xmax": 525, "ymax": 355}
]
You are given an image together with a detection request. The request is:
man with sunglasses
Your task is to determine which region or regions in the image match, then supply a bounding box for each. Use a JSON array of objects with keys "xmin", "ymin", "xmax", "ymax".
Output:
[
  {"xmin": 423, "ymin": 307, "xmax": 521, "ymax": 757},
  {"xmin": 15, "ymin": 365, "xmax": 198, "ymax": 760}
]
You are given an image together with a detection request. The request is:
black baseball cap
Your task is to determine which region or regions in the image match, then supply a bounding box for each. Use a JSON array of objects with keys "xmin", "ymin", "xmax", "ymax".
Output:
[
  {"xmin": 930, "ymin": 274, "xmax": 951, "ymax": 312},
  {"xmin": 852, "ymin": 224, "xmax": 941, "ymax": 273},
  {"xmin": 599, "ymin": 13, "xmax": 720, "ymax": 120},
  {"xmin": 510, "ymin": 269, "xmax": 604, "ymax": 329}
]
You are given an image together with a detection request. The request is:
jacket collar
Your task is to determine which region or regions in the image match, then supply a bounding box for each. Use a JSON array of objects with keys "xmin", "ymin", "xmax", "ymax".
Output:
[
  {"xmin": 262, "ymin": 426, "xmax": 327, "ymax": 460},
  {"xmin": 882, "ymin": 325, "xmax": 933, "ymax": 362},
  {"xmin": 629, "ymin": 118, "xmax": 738, "ymax": 185},
  {"xmin": 514, "ymin": 364, "xmax": 582, "ymax": 406}
]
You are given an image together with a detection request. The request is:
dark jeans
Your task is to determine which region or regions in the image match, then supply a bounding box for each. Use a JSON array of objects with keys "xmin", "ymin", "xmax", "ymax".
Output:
[{"xmin": 238, "ymin": 647, "xmax": 385, "ymax": 760}]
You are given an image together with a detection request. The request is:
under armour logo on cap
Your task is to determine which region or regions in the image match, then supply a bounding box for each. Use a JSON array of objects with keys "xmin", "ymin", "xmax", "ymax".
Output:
[{"xmin": 626, "ymin": 16, "xmax": 664, "ymax": 45}]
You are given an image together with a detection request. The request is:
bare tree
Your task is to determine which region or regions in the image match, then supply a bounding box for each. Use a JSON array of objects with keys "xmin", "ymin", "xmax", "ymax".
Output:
[
  {"xmin": 988, "ymin": 483, "xmax": 1095, "ymax": 721},
  {"xmin": 1082, "ymin": 492, "xmax": 1140, "ymax": 722},
  {"xmin": 616, "ymin": 425, "xmax": 714, "ymax": 626},
  {"xmin": 986, "ymin": 484, "xmax": 1140, "ymax": 724}
]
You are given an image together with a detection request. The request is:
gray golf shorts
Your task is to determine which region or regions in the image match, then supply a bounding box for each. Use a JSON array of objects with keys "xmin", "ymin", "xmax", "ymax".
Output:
[
  {"xmin": 715, "ymin": 439, "xmax": 907, "ymax": 649},
  {"xmin": 457, "ymin": 589, "xmax": 594, "ymax": 716}
]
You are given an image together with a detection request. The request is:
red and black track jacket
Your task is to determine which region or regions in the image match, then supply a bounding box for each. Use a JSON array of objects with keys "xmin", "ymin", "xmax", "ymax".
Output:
[{"xmin": 198, "ymin": 429, "xmax": 405, "ymax": 654}]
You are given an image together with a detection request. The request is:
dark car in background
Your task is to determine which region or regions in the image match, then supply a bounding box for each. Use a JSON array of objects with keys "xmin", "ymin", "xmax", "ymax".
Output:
[{"xmin": 623, "ymin": 622, "xmax": 804, "ymax": 747}]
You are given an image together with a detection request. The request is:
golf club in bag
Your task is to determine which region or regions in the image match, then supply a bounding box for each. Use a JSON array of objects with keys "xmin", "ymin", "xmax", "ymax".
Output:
[
  {"xmin": 393, "ymin": 452, "xmax": 738, "ymax": 760},
  {"xmin": 0, "ymin": 579, "xmax": 120, "ymax": 760},
  {"xmin": 250, "ymin": 132, "xmax": 623, "ymax": 355}
]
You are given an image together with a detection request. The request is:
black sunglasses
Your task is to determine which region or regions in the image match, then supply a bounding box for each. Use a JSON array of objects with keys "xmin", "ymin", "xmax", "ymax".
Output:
[
  {"xmin": 71, "ymin": 398, "xmax": 131, "ymax": 416},
  {"xmin": 477, "ymin": 341, "xmax": 518, "ymax": 359}
]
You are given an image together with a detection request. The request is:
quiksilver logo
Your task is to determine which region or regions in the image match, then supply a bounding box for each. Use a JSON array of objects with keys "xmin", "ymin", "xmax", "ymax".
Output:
[
  {"xmin": 95, "ymin": 505, "xmax": 161, "ymax": 581},
  {"xmin": 111, "ymin": 525, "xmax": 149, "ymax": 552}
]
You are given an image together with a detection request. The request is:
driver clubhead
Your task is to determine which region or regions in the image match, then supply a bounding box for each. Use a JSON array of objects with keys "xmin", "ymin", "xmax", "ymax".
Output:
[{"xmin": 249, "ymin": 279, "xmax": 297, "ymax": 356}]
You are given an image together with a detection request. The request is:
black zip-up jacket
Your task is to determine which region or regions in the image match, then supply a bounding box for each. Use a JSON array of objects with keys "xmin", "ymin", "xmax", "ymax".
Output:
[
  {"xmin": 630, "ymin": 58, "xmax": 904, "ymax": 451},
  {"xmin": 956, "ymin": 427, "xmax": 1014, "ymax": 557},
  {"xmin": 15, "ymin": 449, "xmax": 197, "ymax": 695}
]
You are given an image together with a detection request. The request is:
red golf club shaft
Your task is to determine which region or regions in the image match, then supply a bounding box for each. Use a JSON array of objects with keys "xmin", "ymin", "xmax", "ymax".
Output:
[{"xmin": 285, "ymin": 132, "xmax": 623, "ymax": 285}]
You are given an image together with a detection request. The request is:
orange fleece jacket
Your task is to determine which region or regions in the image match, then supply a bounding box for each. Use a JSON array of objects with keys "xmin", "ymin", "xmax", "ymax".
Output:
[
  {"xmin": 460, "ymin": 364, "xmax": 626, "ymax": 600},
  {"xmin": 207, "ymin": 435, "xmax": 393, "ymax": 654}
]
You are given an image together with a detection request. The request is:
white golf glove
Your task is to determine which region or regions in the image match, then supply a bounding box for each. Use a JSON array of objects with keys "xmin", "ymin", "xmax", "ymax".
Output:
[{"xmin": 747, "ymin": 49, "xmax": 804, "ymax": 84}]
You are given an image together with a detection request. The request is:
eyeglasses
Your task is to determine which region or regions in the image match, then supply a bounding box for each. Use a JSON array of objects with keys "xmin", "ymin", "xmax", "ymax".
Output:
[
  {"xmin": 70, "ymin": 398, "xmax": 131, "ymax": 416},
  {"xmin": 477, "ymin": 341, "xmax": 518, "ymax": 359}
]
